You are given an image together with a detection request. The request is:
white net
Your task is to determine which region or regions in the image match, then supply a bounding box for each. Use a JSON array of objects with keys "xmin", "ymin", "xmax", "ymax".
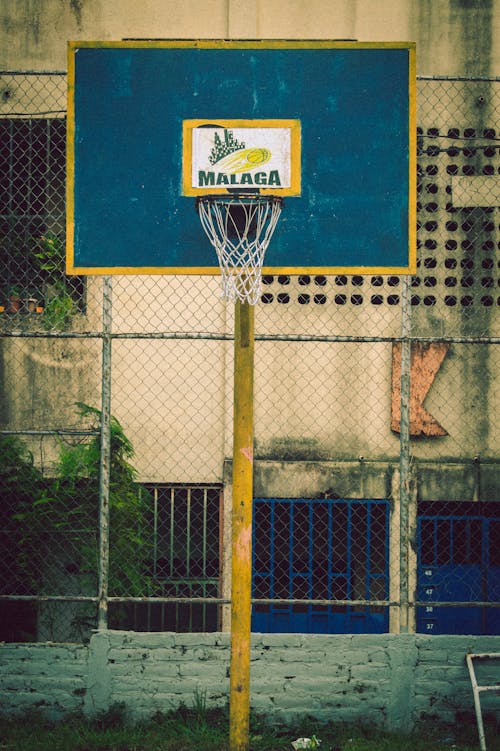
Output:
[{"xmin": 197, "ymin": 194, "xmax": 283, "ymax": 305}]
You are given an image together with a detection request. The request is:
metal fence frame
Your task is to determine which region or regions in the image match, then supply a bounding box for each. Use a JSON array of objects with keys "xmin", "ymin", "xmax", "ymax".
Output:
[{"xmin": 0, "ymin": 72, "xmax": 499, "ymax": 639}]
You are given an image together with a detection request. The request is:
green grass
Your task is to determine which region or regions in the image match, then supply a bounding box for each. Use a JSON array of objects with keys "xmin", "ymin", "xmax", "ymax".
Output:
[{"xmin": 0, "ymin": 705, "xmax": 497, "ymax": 751}]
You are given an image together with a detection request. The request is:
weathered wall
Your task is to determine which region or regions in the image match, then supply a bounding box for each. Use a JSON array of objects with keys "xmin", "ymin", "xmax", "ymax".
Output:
[
  {"xmin": 0, "ymin": 333, "xmax": 101, "ymax": 472},
  {"xmin": 1, "ymin": 632, "xmax": 499, "ymax": 730},
  {"xmin": 1, "ymin": 2, "xmax": 498, "ymax": 484},
  {"xmin": 0, "ymin": 642, "xmax": 89, "ymax": 718},
  {"xmin": 0, "ymin": 0, "xmax": 499, "ymax": 75},
  {"xmin": 0, "ymin": 1, "xmax": 498, "ymax": 650}
]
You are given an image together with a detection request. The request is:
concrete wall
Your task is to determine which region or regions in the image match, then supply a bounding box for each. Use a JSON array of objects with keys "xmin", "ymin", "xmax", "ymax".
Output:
[
  {"xmin": 0, "ymin": 0, "xmax": 499, "ymax": 75},
  {"xmin": 0, "ymin": 333, "xmax": 102, "ymax": 473},
  {"xmin": 0, "ymin": 642, "xmax": 89, "ymax": 718},
  {"xmin": 1, "ymin": 632, "xmax": 499, "ymax": 730},
  {"xmin": 0, "ymin": 0, "xmax": 498, "ymax": 654},
  {"xmin": 1, "ymin": 1, "xmax": 498, "ymax": 484}
]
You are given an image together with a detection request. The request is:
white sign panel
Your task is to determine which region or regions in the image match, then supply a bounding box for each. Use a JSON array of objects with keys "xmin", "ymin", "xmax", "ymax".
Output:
[{"xmin": 191, "ymin": 127, "xmax": 292, "ymax": 190}]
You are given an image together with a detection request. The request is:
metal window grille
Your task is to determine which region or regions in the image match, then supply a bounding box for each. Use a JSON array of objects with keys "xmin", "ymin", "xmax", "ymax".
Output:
[
  {"xmin": 417, "ymin": 502, "xmax": 500, "ymax": 635},
  {"xmin": 108, "ymin": 484, "xmax": 222, "ymax": 633},
  {"xmin": 252, "ymin": 499, "xmax": 389, "ymax": 634},
  {"xmin": 0, "ymin": 104, "xmax": 84, "ymax": 325}
]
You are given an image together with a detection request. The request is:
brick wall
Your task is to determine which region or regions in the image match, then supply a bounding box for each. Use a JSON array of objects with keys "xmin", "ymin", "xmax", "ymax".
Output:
[
  {"xmin": 1, "ymin": 632, "xmax": 499, "ymax": 730},
  {"xmin": 0, "ymin": 642, "xmax": 88, "ymax": 717}
]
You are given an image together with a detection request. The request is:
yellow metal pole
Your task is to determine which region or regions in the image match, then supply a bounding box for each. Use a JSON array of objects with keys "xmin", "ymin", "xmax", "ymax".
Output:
[{"xmin": 229, "ymin": 299, "xmax": 254, "ymax": 751}]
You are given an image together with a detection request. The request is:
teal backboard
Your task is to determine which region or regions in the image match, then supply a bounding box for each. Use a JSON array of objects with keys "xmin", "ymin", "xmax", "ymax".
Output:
[{"xmin": 67, "ymin": 40, "xmax": 416, "ymax": 276}]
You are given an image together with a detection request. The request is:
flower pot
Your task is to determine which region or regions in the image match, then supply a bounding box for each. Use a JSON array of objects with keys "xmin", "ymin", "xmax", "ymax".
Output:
[
  {"xmin": 25, "ymin": 297, "xmax": 39, "ymax": 313},
  {"xmin": 8, "ymin": 295, "xmax": 21, "ymax": 313}
]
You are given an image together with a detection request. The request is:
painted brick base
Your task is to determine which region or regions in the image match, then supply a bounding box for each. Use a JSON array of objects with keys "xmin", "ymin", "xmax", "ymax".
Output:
[{"xmin": 1, "ymin": 632, "xmax": 499, "ymax": 730}]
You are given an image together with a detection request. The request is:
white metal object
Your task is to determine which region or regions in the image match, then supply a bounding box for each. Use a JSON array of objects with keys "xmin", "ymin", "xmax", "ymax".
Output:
[
  {"xmin": 197, "ymin": 194, "xmax": 283, "ymax": 305},
  {"xmin": 466, "ymin": 652, "xmax": 500, "ymax": 751}
]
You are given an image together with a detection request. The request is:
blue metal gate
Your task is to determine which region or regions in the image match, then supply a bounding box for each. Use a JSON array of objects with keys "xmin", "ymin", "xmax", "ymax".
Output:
[
  {"xmin": 417, "ymin": 514, "xmax": 500, "ymax": 635},
  {"xmin": 252, "ymin": 499, "xmax": 389, "ymax": 634}
]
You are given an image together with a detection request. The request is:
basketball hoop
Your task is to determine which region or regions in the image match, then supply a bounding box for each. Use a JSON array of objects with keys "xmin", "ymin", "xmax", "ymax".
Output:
[{"xmin": 197, "ymin": 194, "xmax": 283, "ymax": 306}]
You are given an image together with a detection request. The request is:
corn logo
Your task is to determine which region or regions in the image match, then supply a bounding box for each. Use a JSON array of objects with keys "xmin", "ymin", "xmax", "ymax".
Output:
[
  {"xmin": 189, "ymin": 124, "xmax": 294, "ymax": 191},
  {"xmin": 216, "ymin": 147, "xmax": 271, "ymax": 174}
]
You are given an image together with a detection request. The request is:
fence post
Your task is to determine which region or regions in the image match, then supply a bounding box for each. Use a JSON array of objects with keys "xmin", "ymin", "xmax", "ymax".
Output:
[
  {"xmin": 97, "ymin": 277, "xmax": 113, "ymax": 630},
  {"xmin": 399, "ymin": 276, "xmax": 412, "ymax": 633}
]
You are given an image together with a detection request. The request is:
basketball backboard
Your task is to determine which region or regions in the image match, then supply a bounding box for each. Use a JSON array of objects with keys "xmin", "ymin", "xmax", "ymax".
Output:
[{"xmin": 67, "ymin": 40, "xmax": 416, "ymax": 276}]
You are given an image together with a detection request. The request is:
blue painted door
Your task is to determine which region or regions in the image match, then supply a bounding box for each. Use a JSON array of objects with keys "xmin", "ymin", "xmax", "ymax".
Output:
[
  {"xmin": 487, "ymin": 519, "xmax": 500, "ymax": 634},
  {"xmin": 417, "ymin": 515, "xmax": 500, "ymax": 634},
  {"xmin": 252, "ymin": 499, "xmax": 389, "ymax": 634}
]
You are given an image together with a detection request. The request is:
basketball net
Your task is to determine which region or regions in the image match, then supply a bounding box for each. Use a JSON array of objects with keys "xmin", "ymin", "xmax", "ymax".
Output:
[{"xmin": 197, "ymin": 194, "xmax": 283, "ymax": 306}]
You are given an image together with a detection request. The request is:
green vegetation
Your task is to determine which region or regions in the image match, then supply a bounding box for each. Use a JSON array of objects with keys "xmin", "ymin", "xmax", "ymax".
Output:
[
  {"xmin": 42, "ymin": 290, "xmax": 77, "ymax": 330},
  {"xmin": 0, "ymin": 404, "xmax": 151, "ymax": 640},
  {"xmin": 1, "ymin": 233, "xmax": 81, "ymax": 326},
  {"xmin": 33, "ymin": 232, "xmax": 79, "ymax": 329},
  {"xmin": 0, "ymin": 705, "xmax": 495, "ymax": 751},
  {"xmin": 0, "ymin": 435, "xmax": 46, "ymax": 603}
]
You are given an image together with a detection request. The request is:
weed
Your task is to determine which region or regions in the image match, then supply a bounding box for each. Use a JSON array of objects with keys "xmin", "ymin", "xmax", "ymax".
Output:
[
  {"xmin": 0, "ymin": 708, "xmax": 496, "ymax": 751},
  {"xmin": 92, "ymin": 702, "xmax": 129, "ymax": 730}
]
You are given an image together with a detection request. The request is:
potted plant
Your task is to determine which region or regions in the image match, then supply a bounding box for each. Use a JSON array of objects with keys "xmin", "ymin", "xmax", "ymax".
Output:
[
  {"xmin": 7, "ymin": 285, "xmax": 22, "ymax": 313},
  {"xmin": 34, "ymin": 233, "xmax": 77, "ymax": 329},
  {"xmin": 23, "ymin": 290, "xmax": 40, "ymax": 313}
]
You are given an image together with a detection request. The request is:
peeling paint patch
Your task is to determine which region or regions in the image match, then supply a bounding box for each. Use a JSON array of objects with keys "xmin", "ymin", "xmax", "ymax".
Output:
[
  {"xmin": 240, "ymin": 446, "xmax": 253, "ymax": 462},
  {"xmin": 236, "ymin": 525, "xmax": 252, "ymax": 552}
]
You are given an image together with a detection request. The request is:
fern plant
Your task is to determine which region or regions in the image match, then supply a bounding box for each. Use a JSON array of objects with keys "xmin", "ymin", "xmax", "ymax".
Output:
[
  {"xmin": 0, "ymin": 436, "xmax": 45, "ymax": 595},
  {"xmin": 6, "ymin": 404, "xmax": 151, "ymax": 600}
]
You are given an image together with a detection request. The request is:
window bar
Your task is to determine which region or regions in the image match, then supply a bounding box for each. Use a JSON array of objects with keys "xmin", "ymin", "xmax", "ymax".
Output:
[
  {"xmin": 203, "ymin": 487, "xmax": 208, "ymax": 578},
  {"xmin": 27, "ymin": 121, "xmax": 33, "ymax": 230},
  {"xmin": 466, "ymin": 519, "xmax": 473, "ymax": 564},
  {"xmin": 366, "ymin": 503, "xmax": 372, "ymax": 612},
  {"xmin": 186, "ymin": 488, "xmax": 191, "ymax": 578},
  {"xmin": 481, "ymin": 521, "xmax": 489, "ymax": 632},
  {"xmin": 159, "ymin": 598, "xmax": 164, "ymax": 632},
  {"xmin": 169, "ymin": 487, "xmax": 175, "ymax": 578},
  {"xmin": 288, "ymin": 502, "xmax": 293, "ymax": 615},
  {"xmin": 142, "ymin": 485, "xmax": 152, "ymax": 632},
  {"xmin": 202, "ymin": 488, "xmax": 208, "ymax": 631},
  {"xmin": 170, "ymin": 489, "xmax": 176, "ymax": 628},
  {"xmin": 201, "ymin": 581, "xmax": 206, "ymax": 633},
  {"xmin": 6, "ymin": 120, "xmax": 14, "ymax": 288},
  {"xmin": 308, "ymin": 501, "xmax": 314, "ymax": 623},
  {"xmin": 385, "ymin": 502, "xmax": 390, "ymax": 605},
  {"xmin": 448, "ymin": 518, "xmax": 453, "ymax": 566},
  {"xmin": 8, "ymin": 120, "xmax": 13, "ymax": 218},
  {"xmin": 153, "ymin": 486, "xmax": 158, "ymax": 579},
  {"xmin": 174, "ymin": 581, "xmax": 179, "ymax": 632},
  {"xmin": 432, "ymin": 519, "xmax": 437, "ymax": 566},
  {"xmin": 269, "ymin": 501, "xmax": 275, "ymax": 620},
  {"xmin": 218, "ymin": 486, "xmax": 224, "ymax": 604},
  {"xmin": 347, "ymin": 502, "xmax": 353, "ymax": 620},
  {"xmin": 328, "ymin": 501, "xmax": 333, "ymax": 628},
  {"xmin": 289, "ymin": 502, "xmax": 294, "ymax": 611}
]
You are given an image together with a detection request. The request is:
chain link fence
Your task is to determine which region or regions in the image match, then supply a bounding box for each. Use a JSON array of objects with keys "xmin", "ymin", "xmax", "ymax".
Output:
[{"xmin": 0, "ymin": 72, "xmax": 498, "ymax": 642}]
